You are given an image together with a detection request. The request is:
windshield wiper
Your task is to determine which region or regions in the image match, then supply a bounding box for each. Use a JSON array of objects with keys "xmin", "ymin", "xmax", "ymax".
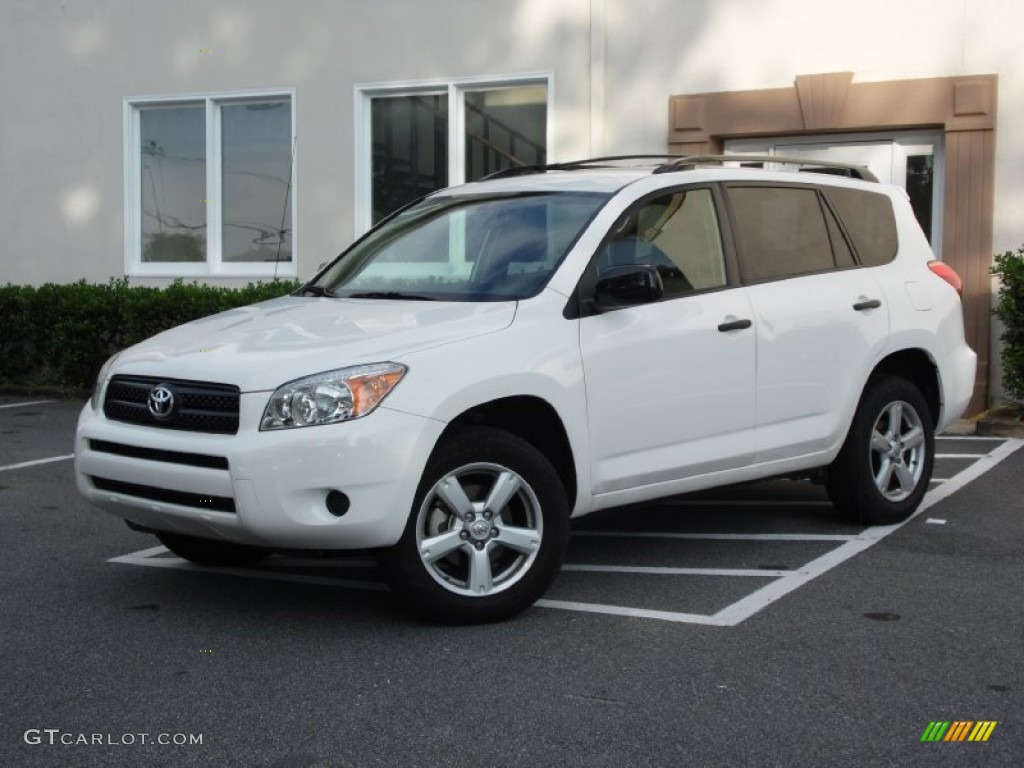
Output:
[
  {"xmin": 347, "ymin": 291, "xmax": 437, "ymax": 301},
  {"xmin": 295, "ymin": 285, "xmax": 338, "ymax": 297}
]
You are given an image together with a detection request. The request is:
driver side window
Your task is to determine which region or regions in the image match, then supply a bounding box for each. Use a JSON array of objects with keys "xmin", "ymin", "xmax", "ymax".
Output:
[{"xmin": 598, "ymin": 188, "xmax": 727, "ymax": 298}]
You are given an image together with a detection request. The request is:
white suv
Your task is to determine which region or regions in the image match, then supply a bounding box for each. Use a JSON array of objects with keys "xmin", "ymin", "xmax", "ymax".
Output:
[{"xmin": 75, "ymin": 155, "xmax": 977, "ymax": 623}]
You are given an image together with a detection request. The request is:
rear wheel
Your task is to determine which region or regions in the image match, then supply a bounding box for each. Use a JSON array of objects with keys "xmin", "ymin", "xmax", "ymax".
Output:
[
  {"xmin": 827, "ymin": 376, "xmax": 934, "ymax": 525},
  {"xmin": 378, "ymin": 426, "xmax": 570, "ymax": 624},
  {"xmin": 156, "ymin": 532, "xmax": 270, "ymax": 567}
]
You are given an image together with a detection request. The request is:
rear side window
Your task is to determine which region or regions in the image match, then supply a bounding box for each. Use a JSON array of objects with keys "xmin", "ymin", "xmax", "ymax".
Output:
[
  {"xmin": 825, "ymin": 187, "xmax": 898, "ymax": 267},
  {"xmin": 727, "ymin": 186, "xmax": 840, "ymax": 282}
]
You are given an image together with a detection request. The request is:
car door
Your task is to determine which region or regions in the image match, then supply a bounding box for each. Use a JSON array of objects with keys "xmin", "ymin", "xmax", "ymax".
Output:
[
  {"xmin": 577, "ymin": 186, "xmax": 757, "ymax": 496},
  {"xmin": 723, "ymin": 183, "xmax": 890, "ymax": 462}
]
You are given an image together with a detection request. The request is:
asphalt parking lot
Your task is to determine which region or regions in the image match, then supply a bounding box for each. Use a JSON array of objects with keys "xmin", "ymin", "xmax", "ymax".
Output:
[{"xmin": 2, "ymin": 396, "xmax": 1023, "ymax": 767}]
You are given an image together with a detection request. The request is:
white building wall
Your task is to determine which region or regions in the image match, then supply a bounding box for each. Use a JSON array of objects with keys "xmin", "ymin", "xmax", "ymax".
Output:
[
  {"xmin": 600, "ymin": 0, "xmax": 1024, "ymax": 256},
  {"xmin": 1, "ymin": 0, "xmax": 1021, "ymax": 284},
  {"xmin": 0, "ymin": 0, "xmax": 595, "ymax": 286}
]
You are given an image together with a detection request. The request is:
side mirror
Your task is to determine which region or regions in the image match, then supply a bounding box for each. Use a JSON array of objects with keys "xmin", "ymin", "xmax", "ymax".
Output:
[{"xmin": 593, "ymin": 265, "xmax": 664, "ymax": 311}]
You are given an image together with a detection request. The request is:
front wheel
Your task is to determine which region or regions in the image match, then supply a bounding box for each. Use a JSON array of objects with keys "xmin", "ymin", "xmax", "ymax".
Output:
[
  {"xmin": 827, "ymin": 376, "xmax": 935, "ymax": 525},
  {"xmin": 378, "ymin": 427, "xmax": 570, "ymax": 624}
]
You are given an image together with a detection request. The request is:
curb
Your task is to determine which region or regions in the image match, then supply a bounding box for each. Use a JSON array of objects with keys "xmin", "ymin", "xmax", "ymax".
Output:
[{"xmin": 975, "ymin": 418, "xmax": 1024, "ymax": 438}]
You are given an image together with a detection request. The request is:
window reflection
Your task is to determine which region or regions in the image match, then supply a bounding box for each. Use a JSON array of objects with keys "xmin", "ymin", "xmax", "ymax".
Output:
[
  {"xmin": 906, "ymin": 154, "xmax": 934, "ymax": 244},
  {"xmin": 371, "ymin": 94, "xmax": 448, "ymax": 224},
  {"xmin": 369, "ymin": 83, "xmax": 549, "ymax": 225},
  {"xmin": 140, "ymin": 105, "xmax": 206, "ymax": 262},
  {"xmin": 222, "ymin": 100, "xmax": 293, "ymax": 263},
  {"xmin": 465, "ymin": 86, "xmax": 547, "ymax": 181}
]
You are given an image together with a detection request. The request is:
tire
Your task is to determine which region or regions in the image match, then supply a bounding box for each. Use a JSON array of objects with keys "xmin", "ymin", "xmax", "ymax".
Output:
[
  {"xmin": 156, "ymin": 532, "xmax": 271, "ymax": 567},
  {"xmin": 827, "ymin": 376, "xmax": 935, "ymax": 525},
  {"xmin": 378, "ymin": 426, "xmax": 570, "ymax": 624}
]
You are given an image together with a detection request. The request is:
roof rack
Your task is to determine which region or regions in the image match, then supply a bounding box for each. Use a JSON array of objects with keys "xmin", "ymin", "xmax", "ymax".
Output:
[
  {"xmin": 480, "ymin": 153, "xmax": 878, "ymax": 183},
  {"xmin": 480, "ymin": 155, "xmax": 689, "ymax": 180},
  {"xmin": 654, "ymin": 154, "xmax": 879, "ymax": 182}
]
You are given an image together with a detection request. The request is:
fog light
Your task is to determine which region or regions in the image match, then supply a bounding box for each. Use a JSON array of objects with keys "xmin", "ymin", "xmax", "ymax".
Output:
[{"xmin": 325, "ymin": 491, "xmax": 350, "ymax": 517}]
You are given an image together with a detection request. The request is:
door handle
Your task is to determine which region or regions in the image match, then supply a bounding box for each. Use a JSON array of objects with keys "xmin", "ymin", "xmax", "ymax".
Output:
[
  {"xmin": 853, "ymin": 299, "xmax": 882, "ymax": 311},
  {"xmin": 717, "ymin": 318, "xmax": 752, "ymax": 332}
]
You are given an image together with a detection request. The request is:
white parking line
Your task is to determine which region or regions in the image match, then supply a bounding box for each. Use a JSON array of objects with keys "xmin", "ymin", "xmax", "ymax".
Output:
[
  {"xmin": 0, "ymin": 400, "xmax": 55, "ymax": 409},
  {"xmin": 0, "ymin": 454, "xmax": 74, "ymax": 473},
  {"xmin": 534, "ymin": 599, "xmax": 727, "ymax": 625},
  {"xmin": 936, "ymin": 435, "xmax": 1006, "ymax": 441},
  {"xmin": 914, "ymin": 439, "xmax": 1022, "ymax": 514},
  {"xmin": 703, "ymin": 437, "xmax": 1024, "ymax": 627},
  {"xmin": 572, "ymin": 531, "xmax": 855, "ymax": 542},
  {"xmin": 561, "ymin": 564, "xmax": 792, "ymax": 577},
  {"xmin": 655, "ymin": 499, "xmax": 831, "ymax": 507},
  {"xmin": 935, "ymin": 453, "xmax": 990, "ymax": 459},
  {"xmin": 106, "ymin": 437, "xmax": 1024, "ymax": 626}
]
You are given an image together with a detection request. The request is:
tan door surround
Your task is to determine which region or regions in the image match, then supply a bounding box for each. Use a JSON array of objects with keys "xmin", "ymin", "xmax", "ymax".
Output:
[{"xmin": 669, "ymin": 73, "xmax": 998, "ymax": 413}]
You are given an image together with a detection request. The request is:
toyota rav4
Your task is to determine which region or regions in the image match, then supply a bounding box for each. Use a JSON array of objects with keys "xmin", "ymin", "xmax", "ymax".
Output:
[{"xmin": 75, "ymin": 155, "xmax": 977, "ymax": 623}]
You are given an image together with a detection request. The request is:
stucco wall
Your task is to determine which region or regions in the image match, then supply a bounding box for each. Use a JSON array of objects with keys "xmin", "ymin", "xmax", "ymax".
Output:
[
  {"xmin": 1, "ymin": 0, "xmax": 1021, "ymax": 316},
  {"xmin": 600, "ymin": 0, "xmax": 1023, "ymax": 257},
  {"xmin": 0, "ymin": 0, "xmax": 595, "ymax": 286}
]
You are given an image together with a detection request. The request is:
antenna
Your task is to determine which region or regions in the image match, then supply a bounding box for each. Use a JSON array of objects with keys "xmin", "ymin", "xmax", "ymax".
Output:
[{"xmin": 274, "ymin": 134, "xmax": 297, "ymax": 281}]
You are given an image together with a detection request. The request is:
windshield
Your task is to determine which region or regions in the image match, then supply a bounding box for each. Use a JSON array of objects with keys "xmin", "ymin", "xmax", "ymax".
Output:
[{"xmin": 310, "ymin": 191, "xmax": 608, "ymax": 301}]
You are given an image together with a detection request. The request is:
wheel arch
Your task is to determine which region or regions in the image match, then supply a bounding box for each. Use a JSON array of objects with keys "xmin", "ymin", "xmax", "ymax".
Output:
[
  {"xmin": 438, "ymin": 396, "xmax": 578, "ymax": 512},
  {"xmin": 866, "ymin": 348, "xmax": 942, "ymax": 427}
]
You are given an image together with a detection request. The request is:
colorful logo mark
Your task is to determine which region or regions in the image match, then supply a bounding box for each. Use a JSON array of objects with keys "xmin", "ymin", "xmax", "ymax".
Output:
[{"xmin": 921, "ymin": 721, "xmax": 997, "ymax": 742}]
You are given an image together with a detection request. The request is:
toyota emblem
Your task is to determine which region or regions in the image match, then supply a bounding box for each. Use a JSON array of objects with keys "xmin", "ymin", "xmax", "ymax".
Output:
[{"xmin": 147, "ymin": 384, "xmax": 175, "ymax": 420}]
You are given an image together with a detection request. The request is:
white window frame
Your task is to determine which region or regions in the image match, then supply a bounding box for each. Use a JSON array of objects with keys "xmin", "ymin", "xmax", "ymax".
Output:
[
  {"xmin": 124, "ymin": 88, "xmax": 298, "ymax": 278},
  {"xmin": 353, "ymin": 73, "xmax": 554, "ymax": 235}
]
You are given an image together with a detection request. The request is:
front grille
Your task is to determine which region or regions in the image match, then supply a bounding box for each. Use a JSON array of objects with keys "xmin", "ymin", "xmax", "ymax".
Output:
[
  {"xmin": 104, "ymin": 376, "xmax": 240, "ymax": 434},
  {"xmin": 91, "ymin": 476, "xmax": 236, "ymax": 513},
  {"xmin": 89, "ymin": 439, "xmax": 229, "ymax": 470}
]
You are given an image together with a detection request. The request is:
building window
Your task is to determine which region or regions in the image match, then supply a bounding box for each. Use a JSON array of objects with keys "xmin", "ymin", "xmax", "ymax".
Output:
[
  {"xmin": 357, "ymin": 76, "xmax": 550, "ymax": 231},
  {"xmin": 371, "ymin": 94, "xmax": 449, "ymax": 224},
  {"xmin": 126, "ymin": 91, "xmax": 295, "ymax": 277}
]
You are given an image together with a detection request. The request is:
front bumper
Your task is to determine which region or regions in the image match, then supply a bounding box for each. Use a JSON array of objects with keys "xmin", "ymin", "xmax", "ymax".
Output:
[{"xmin": 74, "ymin": 393, "xmax": 444, "ymax": 549}]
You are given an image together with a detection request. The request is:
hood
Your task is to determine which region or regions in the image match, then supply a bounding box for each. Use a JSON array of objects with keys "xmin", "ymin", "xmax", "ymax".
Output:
[{"xmin": 109, "ymin": 296, "xmax": 517, "ymax": 392}]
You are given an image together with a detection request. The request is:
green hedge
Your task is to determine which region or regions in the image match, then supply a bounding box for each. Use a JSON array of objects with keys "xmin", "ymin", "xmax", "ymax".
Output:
[
  {"xmin": 993, "ymin": 246, "xmax": 1024, "ymax": 401},
  {"xmin": 0, "ymin": 278, "xmax": 299, "ymax": 392}
]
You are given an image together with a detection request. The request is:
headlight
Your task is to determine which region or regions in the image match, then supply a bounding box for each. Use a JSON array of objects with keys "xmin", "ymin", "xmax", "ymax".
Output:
[
  {"xmin": 260, "ymin": 363, "xmax": 407, "ymax": 431},
  {"xmin": 91, "ymin": 352, "xmax": 121, "ymax": 411}
]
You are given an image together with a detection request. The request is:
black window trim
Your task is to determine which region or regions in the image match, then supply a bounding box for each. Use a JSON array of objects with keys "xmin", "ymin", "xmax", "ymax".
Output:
[
  {"xmin": 566, "ymin": 183, "xmax": 740, "ymax": 319},
  {"xmin": 820, "ymin": 186, "xmax": 900, "ymax": 268},
  {"xmin": 719, "ymin": 180, "xmax": 869, "ymax": 288}
]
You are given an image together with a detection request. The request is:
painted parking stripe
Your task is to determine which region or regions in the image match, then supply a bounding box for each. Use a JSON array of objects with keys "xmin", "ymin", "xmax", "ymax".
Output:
[
  {"xmin": 107, "ymin": 437, "xmax": 1023, "ymax": 626},
  {"xmin": 534, "ymin": 599, "xmax": 729, "ymax": 626},
  {"xmin": 703, "ymin": 438, "xmax": 1024, "ymax": 627},
  {"xmin": 936, "ymin": 435, "xmax": 1007, "ymax": 441},
  {"xmin": 654, "ymin": 499, "xmax": 831, "ymax": 507},
  {"xmin": 935, "ymin": 453, "xmax": 994, "ymax": 459},
  {"xmin": 0, "ymin": 454, "xmax": 74, "ymax": 473},
  {"xmin": 0, "ymin": 400, "xmax": 56, "ymax": 409},
  {"xmin": 572, "ymin": 531, "xmax": 855, "ymax": 542},
  {"xmin": 561, "ymin": 564, "xmax": 792, "ymax": 577},
  {"xmin": 914, "ymin": 439, "xmax": 1021, "ymax": 512}
]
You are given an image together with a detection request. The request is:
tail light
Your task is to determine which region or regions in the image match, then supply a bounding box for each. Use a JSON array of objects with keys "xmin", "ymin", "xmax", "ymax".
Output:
[{"xmin": 928, "ymin": 260, "xmax": 963, "ymax": 296}]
